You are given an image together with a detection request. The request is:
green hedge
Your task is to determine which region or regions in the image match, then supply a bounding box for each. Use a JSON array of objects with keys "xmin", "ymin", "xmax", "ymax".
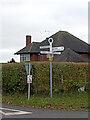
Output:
[
  {"xmin": 2, "ymin": 63, "xmax": 27, "ymax": 94},
  {"xmin": 2, "ymin": 62, "xmax": 89, "ymax": 94}
]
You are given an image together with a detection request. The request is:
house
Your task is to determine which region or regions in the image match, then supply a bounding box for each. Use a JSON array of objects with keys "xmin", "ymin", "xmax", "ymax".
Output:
[{"xmin": 14, "ymin": 31, "xmax": 90, "ymax": 62}]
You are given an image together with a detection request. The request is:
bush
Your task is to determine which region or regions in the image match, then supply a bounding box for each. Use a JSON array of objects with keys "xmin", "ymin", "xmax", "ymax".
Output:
[
  {"xmin": 2, "ymin": 63, "xmax": 27, "ymax": 94},
  {"xmin": 2, "ymin": 62, "xmax": 89, "ymax": 94}
]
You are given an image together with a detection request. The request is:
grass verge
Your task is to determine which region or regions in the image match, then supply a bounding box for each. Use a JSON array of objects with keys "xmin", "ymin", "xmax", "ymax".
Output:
[{"xmin": 2, "ymin": 92, "xmax": 88, "ymax": 111}]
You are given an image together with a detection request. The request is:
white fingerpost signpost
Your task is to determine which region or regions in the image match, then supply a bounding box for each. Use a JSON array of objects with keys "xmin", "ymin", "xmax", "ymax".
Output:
[
  {"xmin": 25, "ymin": 63, "xmax": 32, "ymax": 100},
  {"xmin": 40, "ymin": 38, "xmax": 64, "ymax": 98},
  {"xmin": 48, "ymin": 38, "xmax": 53, "ymax": 98}
]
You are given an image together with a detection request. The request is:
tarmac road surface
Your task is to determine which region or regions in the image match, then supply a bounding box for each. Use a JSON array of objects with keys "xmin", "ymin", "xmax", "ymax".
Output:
[{"xmin": 0, "ymin": 104, "xmax": 88, "ymax": 119}]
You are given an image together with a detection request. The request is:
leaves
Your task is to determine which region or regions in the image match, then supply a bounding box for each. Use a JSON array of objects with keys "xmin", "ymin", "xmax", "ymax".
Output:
[{"xmin": 2, "ymin": 62, "xmax": 88, "ymax": 94}]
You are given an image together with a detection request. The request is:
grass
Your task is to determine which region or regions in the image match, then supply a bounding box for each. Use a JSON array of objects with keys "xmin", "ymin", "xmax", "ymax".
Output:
[{"xmin": 2, "ymin": 92, "xmax": 88, "ymax": 111}]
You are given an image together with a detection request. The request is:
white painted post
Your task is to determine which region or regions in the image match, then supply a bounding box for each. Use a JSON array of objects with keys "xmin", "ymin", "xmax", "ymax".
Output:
[
  {"xmin": 48, "ymin": 38, "xmax": 53, "ymax": 98},
  {"xmin": 50, "ymin": 42, "xmax": 52, "ymax": 98},
  {"xmin": 28, "ymin": 63, "xmax": 30, "ymax": 100},
  {"xmin": 50, "ymin": 62, "xmax": 52, "ymax": 98}
]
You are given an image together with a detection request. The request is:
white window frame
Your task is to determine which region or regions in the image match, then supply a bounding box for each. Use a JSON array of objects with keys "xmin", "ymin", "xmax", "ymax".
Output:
[{"xmin": 20, "ymin": 54, "xmax": 30, "ymax": 62}]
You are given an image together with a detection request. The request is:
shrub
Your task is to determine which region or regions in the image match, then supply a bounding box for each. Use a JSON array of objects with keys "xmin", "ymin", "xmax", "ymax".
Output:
[
  {"xmin": 2, "ymin": 62, "xmax": 88, "ymax": 94},
  {"xmin": 2, "ymin": 63, "xmax": 27, "ymax": 94}
]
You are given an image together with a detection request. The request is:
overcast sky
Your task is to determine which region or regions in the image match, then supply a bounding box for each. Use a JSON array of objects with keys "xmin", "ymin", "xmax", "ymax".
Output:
[{"xmin": 0, "ymin": 0, "xmax": 89, "ymax": 63}]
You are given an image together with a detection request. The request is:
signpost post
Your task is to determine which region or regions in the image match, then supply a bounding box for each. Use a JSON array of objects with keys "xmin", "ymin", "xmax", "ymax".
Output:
[
  {"xmin": 40, "ymin": 38, "xmax": 64, "ymax": 98},
  {"xmin": 48, "ymin": 38, "xmax": 53, "ymax": 98},
  {"xmin": 25, "ymin": 63, "xmax": 32, "ymax": 100}
]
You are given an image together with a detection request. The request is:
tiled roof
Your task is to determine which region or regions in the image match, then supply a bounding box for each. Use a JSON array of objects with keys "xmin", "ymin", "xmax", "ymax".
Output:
[
  {"xmin": 53, "ymin": 48, "xmax": 88, "ymax": 62},
  {"xmin": 14, "ymin": 42, "xmax": 40, "ymax": 54},
  {"xmin": 40, "ymin": 31, "xmax": 89, "ymax": 53},
  {"xmin": 15, "ymin": 31, "xmax": 89, "ymax": 54}
]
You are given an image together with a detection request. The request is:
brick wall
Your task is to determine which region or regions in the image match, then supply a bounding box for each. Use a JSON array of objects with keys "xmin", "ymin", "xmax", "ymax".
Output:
[
  {"xmin": 30, "ymin": 54, "xmax": 48, "ymax": 61},
  {"xmin": 30, "ymin": 53, "xmax": 90, "ymax": 62},
  {"xmin": 80, "ymin": 54, "xmax": 90, "ymax": 59},
  {"xmin": 42, "ymin": 55, "xmax": 48, "ymax": 61},
  {"xmin": 30, "ymin": 54, "xmax": 39, "ymax": 61}
]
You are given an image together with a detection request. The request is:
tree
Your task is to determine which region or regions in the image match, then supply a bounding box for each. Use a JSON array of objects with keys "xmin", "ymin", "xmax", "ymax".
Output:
[{"xmin": 8, "ymin": 58, "xmax": 16, "ymax": 63}]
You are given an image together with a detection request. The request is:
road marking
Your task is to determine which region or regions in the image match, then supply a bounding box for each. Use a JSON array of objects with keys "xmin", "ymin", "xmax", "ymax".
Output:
[
  {"xmin": 0, "ymin": 110, "xmax": 5, "ymax": 115},
  {"xmin": 0, "ymin": 107, "xmax": 32, "ymax": 116}
]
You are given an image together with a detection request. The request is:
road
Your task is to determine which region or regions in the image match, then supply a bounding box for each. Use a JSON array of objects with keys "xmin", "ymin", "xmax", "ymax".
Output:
[{"xmin": 0, "ymin": 104, "xmax": 88, "ymax": 119}]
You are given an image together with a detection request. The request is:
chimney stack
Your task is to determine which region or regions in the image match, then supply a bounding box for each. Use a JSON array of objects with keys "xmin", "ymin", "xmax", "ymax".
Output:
[{"xmin": 26, "ymin": 35, "xmax": 31, "ymax": 46}]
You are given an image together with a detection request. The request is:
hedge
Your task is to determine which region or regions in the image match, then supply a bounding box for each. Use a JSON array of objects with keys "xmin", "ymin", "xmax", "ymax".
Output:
[{"xmin": 2, "ymin": 62, "xmax": 89, "ymax": 94}]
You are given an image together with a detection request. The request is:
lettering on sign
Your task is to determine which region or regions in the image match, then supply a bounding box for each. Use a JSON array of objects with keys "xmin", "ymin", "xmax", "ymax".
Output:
[
  {"xmin": 40, "ymin": 46, "xmax": 50, "ymax": 49},
  {"xmin": 40, "ymin": 51, "xmax": 52, "ymax": 54},
  {"xmin": 52, "ymin": 47, "xmax": 64, "ymax": 51},
  {"xmin": 53, "ymin": 52, "xmax": 61, "ymax": 55}
]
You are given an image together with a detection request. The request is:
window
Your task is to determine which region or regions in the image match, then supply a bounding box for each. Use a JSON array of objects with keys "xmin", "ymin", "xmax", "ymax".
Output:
[
  {"xmin": 26, "ymin": 54, "xmax": 30, "ymax": 61},
  {"xmin": 20, "ymin": 54, "xmax": 30, "ymax": 62},
  {"xmin": 40, "ymin": 55, "xmax": 43, "ymax": 61}
]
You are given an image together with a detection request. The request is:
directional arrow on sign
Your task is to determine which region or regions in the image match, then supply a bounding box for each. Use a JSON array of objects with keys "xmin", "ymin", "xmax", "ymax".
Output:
[
  {"xmin": 52, "ymin": 46, "xmax": 64, "ymax": 51},
  {"xmin": 40, "ymin": 46, "xmax": 64, "ymax": 52},
  {"xmin": 40, "ymin": 51, "xmax": 61, "ymax": 55},
  {"xmin": 40, "ymin": 46, "xmax": 50, "ymax": 49},
  {"xmin": 40, "ymin": 51, "xmax": 51, "ymax": 54},
  {"xmin": 53, "ymin": 52, "xmax": 61, "ymax": 54}
]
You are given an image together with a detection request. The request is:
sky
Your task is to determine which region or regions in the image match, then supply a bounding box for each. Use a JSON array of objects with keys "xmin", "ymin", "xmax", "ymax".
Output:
[{"xmin": 0, "ymin": 0, "xmax": 89, "ymax": 63}]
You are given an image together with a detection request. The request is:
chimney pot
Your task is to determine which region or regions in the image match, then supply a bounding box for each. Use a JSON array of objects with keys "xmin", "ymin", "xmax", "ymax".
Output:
[{"xmin": 26, "ymin": 35, "xmax": 31, "ymax": 46}]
